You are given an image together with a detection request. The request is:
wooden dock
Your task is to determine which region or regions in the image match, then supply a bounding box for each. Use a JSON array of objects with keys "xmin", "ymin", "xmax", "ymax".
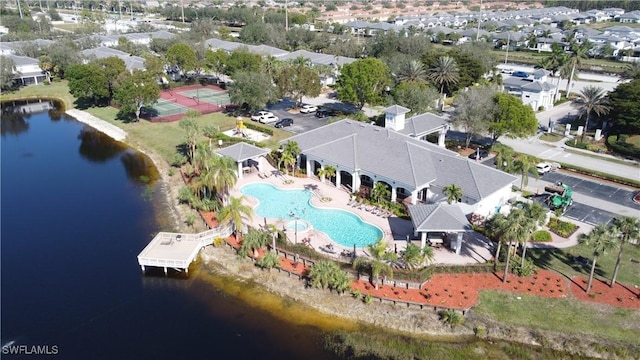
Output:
[{"xmin": 137, "ymin": 225, "xmax": 232, "ymax": 275}]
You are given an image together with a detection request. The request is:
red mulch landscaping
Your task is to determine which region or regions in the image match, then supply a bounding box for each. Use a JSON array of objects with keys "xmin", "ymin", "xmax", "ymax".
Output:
[
  {"xmin": 227, "ymin": 238, "xmax": 640, "ymax": 310},
  {"xmin": 352, "ymin": 270, "xmax": 568, "ymax": 310},
  {"xmin": 200, "ymin": 210, "xmax": 219, "ymax": 229},
  {"xmin": 569, "ymin": 277, "xmax": 640, "ymax": 309}
]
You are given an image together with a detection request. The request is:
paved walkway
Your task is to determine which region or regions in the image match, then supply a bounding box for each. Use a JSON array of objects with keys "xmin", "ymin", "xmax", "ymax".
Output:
[
  {"xmin": 230, "ymin": 162, "xmax": 493, "ymax": 265},
  {"xmin": 66, "ymin": 109, "xmax": 127, "ymax": 141}
]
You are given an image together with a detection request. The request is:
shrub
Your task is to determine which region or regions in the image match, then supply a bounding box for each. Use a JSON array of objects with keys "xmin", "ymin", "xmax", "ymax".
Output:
[
  {"xmin": 363, "ymin": 294, "xmax": 372, "ymax": 304},
  {"xmin": 547, "ymin": 217, "xmax": 577, "ymax": 238},
  {"xmin": 531, "ymin": 230, "xmax": 552, "ymax": 242},
  {"xmin": 440, "ymin": 309, "xmax": 464, "ymax": 328},
  {"xmin": 213, "ymin": 237, "xmax": 227, "ymax": 247},
  {"xmin": 511, "ymin": 257, "xmax": 535, "ymax": 277},
  {"xmin": 243, "ymin": 121, "xmax": 273, "ymax": 135},
  {"xmin": 565, "ymin": 139, "xmax": 588, "ymax": 149},
  {"xmin": 171, "ymin": 153, "xmax": 188, "ymax": 167}
]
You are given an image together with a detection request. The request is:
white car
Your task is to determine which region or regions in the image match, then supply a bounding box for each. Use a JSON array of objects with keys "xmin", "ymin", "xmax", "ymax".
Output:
[
  {"xmin": 251, "ymin": 111, "xmax": 273, "ymax": 121},
  {"xmin": 536, "ymin": 162, "xmax": 552, "ymax": 175},
  {"xmin": 299, "ymin": 104, "xmax": 318, "ymax": 114},
  {"xmin": 258, "ymin": 114, "xmax": 279, "ymax": 124}
]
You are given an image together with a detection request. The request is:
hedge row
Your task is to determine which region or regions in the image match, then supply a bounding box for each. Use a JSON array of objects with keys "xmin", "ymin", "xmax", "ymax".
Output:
[{"xmin": 244, "ymin": 121, "xmax": 274, "ymax": 135}]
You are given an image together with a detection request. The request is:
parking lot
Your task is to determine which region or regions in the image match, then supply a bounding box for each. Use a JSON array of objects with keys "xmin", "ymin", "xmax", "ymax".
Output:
[
  {"xmin": 542, "ymin": 172, "xmax": 639, "ymax": 210},
  {"xmin": 530, "ymin": 195, "xmax": 617, "ymax": 226},
  {"xmin": 256, "ymin": 98, "xmax": 360, "ymax": 134}
]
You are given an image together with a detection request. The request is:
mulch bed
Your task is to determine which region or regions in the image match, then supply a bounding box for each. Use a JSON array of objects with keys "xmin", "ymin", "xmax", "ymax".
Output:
[
  {"xmin": 229, "ymin": 242, "xmax": 639, "ymax": 310},
  {"xmin": 569, "ymin": 277, "xmax": 640, "ymax": 309},
  {"xmin": 351, "ymin": 270, "xmax": 568, "ymax": 310}
]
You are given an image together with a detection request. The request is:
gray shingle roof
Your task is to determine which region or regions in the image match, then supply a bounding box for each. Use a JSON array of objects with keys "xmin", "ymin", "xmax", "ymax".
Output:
[
  {"xmin": 81, "ymin": 47, "xmax": 145, "ymax": 71},
  {"xmin": 398, "ymin": 112, "xmax": 448, "ymax": 138},
  {"xmin": 408, "ymin": 203, "xmax": 471, "ymax": 232},
  {"xmin": 284, "ymin": 120, "xmax": 516, "ymax": 203},
  {"xmin": 4, "ymin": 54, "xmax": 38, "ymax": 67},
  {"xmin": 383, "ymin": 105, "xmax": 410, "ymax": 115},
  {"xmin": 216, "ymin": 142, "xmax": 269, "ymax": 162}
]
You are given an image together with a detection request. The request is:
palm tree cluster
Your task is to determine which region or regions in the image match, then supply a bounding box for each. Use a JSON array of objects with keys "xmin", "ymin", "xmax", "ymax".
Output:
[
  {"xmin": 277, "ymin": 140, "xmax": 300, "ymax": 175},
  {"xmin": 488, "ymin": 202, "xmax": 547, "ymax": 282},
  {"xmin": 239, "ymin": 227, "xmax": 270, "ymax": 258},
  {"xmin": 308, "ymin": 260, "xmax": 352, "ymax": 294},
  {"xmin": 579, "ymin": 217, "xmax": 639, "ymax": 293}
]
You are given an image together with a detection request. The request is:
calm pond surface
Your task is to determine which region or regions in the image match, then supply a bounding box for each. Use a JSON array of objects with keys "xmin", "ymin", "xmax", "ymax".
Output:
[{"xmin": 0, "ymin": 105, "xmax": 337, "ymax": 359}]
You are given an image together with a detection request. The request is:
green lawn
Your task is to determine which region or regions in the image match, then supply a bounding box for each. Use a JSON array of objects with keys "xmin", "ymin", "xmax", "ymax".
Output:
[
  {"xmin": 528, "ymin": 239, "xmax": 640, "ymax": 287},
  {"xmin": 627, "ymin": 135, "xmax": 640, "ymax": 147},
  {"xmin": 86, "ymin": 106, "xmax": 293, "ymax": 164},
  {"xmin": 475, "ymin": 290, "xmax": 640, "ymax": 346},
  {"xmin": 0, "ymin": 81, "xmax": 75, "ymax": 109},
  {"xmin": 539, "ymin": 133, "xmax": 564, "ymax": 142}
]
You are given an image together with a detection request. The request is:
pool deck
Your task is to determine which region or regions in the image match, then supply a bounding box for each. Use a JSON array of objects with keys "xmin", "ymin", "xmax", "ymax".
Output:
[{"xmin": 231, "ymin": 163, "xmax": 493, "ymax": 265}]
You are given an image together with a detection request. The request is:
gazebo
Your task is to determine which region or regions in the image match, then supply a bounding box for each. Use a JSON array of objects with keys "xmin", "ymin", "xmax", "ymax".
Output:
[
  {"xmin": 216, "ymin": 142, "xmax": 269, "ymax": 179},
  {"xmin": 408, "ymin": 203, "xmax": 472, "ymax": 254}
]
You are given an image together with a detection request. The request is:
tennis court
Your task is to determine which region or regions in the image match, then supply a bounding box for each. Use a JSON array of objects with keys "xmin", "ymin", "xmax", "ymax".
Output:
[
  {"xmin": 145, "ymin": 98, "xmax": 191, "ymax": 117},
  {"xmin": 179, "ymin": 88, "xmax": 231, "ymax": 106}
]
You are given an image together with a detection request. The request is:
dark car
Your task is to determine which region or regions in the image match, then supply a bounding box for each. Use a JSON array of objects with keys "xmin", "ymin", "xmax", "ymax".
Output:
[
  {"xmin": 468, "ymin": 149, "xmax": 489, "ymax": 160},
  {"xmin": 274, "ymin": 118, "xmax": 293, "ymax": 128},
  {"xmin": 315, "ymin": 109, "xmax": 336, "ymax": 118},
  {"xmin": 512, "ymin": 71, "xmax": 530, "ymax": 78}
]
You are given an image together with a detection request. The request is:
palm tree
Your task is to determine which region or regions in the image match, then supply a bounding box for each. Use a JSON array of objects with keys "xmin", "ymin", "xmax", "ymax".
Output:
[
  {"xmin": 563, "ymin": 40, "xmax": 591, "ymax": 97},
  {"xmin": 619, "ymin": 61, "xmax": 640, "ymax": 81},
  {"xmin": 213, "ymin": 155, "xmax": 238, "ymax": 205},
  {"xmin": 279, "ymin": 151, "xmax": 295, "ymax": 175},
  {"xmin": 429, "ymin": 56, "xmax": 459, "ymax": 110},
  {"xmin": 240, "ymin": 227, "xmax": 269, "ymax": 257},
  {"xmin": 442, "ymin": 183, "xmax": 463, "ymax": 204},
  {"xmin": 281, "ymin": 140, "xmax": 300, "ymax": 174},
  {"xmin": 353, "ymin": 240, "xmax": 396, "ymax": 289},
  {"xmin": 316, "ymin": 165, "xmax": 336, "ymax": 184},
  {"xmin": 514, "ymin": 155, "xmax": 539, "ymax": 190},
  {"xmin": 401, "ymin": 243, "xmax": 434, "ymax": 270},
  {"xmin": 260, "ymin": 55, "xmax": 282, "ymax": 81},
  {"xmin": 218, "ymin": 195, "xmax": 253, "ymax": 235},
  {"xmin": 371, "ymin": 182, "xmax": 390, "ymax": 203},
  {"xmin": 179, "ymin": 117, "xmax": 200, "ymax": 163},
  {"xmin": 610, "ymin": 217, "xmax": 639, "ymax": 288},
  {"xmin": 494, "ymin": 145, "xmax": 516, "ymax": 173},
  {"xmin": 572, "ymin": 86, "xmax": 611, "ymax": 142},
  {"xmin": 520, "ymin": 202, "xmax": 547, "ymax": 267},
  {"xmin": 256, "ymin": 251, "xmax": 280, "ymax": 271},
  {"xmin": 309, "ymin": 260, "xmax": 338, "ymax": 289},
  {"xmin": 397, "ymin": 59, "xmax": 427, "ymax": 83},
  {"xmin": 538, "ymin": 43, "xmax": 567, "ymax": 89},
  {"xmin": 497, "ymin": 209, "xmax": 534, "ymax": 282},
  {"xmin": 579, "ymin": 224, "xmax": 618, "ymax": 293}
]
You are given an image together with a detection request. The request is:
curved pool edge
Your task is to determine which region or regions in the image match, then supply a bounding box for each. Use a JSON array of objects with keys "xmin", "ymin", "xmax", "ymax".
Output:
[{"xmin": 239, "ymin": 182, "xmax": 385, "ymax": 248}]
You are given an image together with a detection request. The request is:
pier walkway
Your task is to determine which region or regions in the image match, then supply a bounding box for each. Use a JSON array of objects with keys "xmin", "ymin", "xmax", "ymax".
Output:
[{"xmin": 137, "ymin": 225, "xmax": 233, "ymax": 275}]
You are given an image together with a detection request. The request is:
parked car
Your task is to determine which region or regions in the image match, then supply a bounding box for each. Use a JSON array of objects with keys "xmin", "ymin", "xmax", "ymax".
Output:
[
  {"xmin": 251, "ymin": 111, "xmax": 273, "ymax": 121},
  {"xmin": 315, "ymin": 109, "xmax": 336, "ymax": 118},
  {"xmin": 512, "ymin": 71, "xmax": 530, "ymax": 78},
  {"xmin": 501, "ymin": 68, "xmax": 514, "ymax": 74},
  {"xmin": 258, "ymin": 114, "xmax": 279, "ymax": 124},
  {"xmin": 468, "ymin": 149, "xmax": 489, "ymax": 160},
  {"xmin": 274, "ymin": 118, "xmax": 293, "ymax": 128},
  {"xmin": 299, "ymin": 104, "xmax": 318, "ymax": 114}
]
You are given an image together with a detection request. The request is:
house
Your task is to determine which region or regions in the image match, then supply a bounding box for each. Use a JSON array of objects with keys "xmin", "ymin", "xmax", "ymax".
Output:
[
  {"xmin": 0, "ymin": 39, "xmax": 54, "ymax": 55},
  {"xmin": 502, "ymin": 69, "xmax": 557, "ymax": 111},
  {"xmin": 619, "ymin": 10, "xmax": 640, "ymax": 24},
  {"xmin": 80, "ymin": 47, "xmax": 146, "ymax": 71},
  {"xmin": 3, "ymin": 54, "xmax": 46, "ymax": 85},
  {"xmin": 284, "ymin": 120, "xmax": 516, "ymax": 220}
]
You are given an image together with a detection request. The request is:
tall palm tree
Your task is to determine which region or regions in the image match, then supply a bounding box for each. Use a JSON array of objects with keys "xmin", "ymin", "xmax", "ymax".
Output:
[
  {"xmin": 521, "ymin": 202, "xmax": 547, "ymax": 267},
  {"xmin": 497, "ymin": 209, "xmax": 534, "ymax": 282},
  {"xmin": 572, "ymin": 86, "xmax": 611, "ymax": 142},
  {"xmin": 494, "ymin": 145, "xmax": 516, "ymax": 173},
  {"xmin": 442, "ymin": 183, "xmax": 463, "ymax": 204},
  {"xmin": 218, "ymin": 195, "xmax": 253, "ymax": 235},
  {"xmin": 281, "ymin": 140, "xmax": 300, "ymax": 174},
  {"xmin": 537, "ymin": 43, "xmax": 567, "ymax": 88},
  {"xmin": 610, "ymin": 216, "xmax": 639, "ymax": 288},
  {"xmin": 212, "ymin": 155, "xmax": 238, "ymax": 205},
  {"xmin": 514, "ymin": 155, "xmax": 539, "ymax": 190},
  {"xmin": 397, "ymin": 59, "xmax": 427, "ymax": 83},
  {"xmin": 260, "ymin": 55, "xmax": 282, "ymax": 81},
  {"xmin": 579, "ymin": 224, "xmax": 618, "ymax": 293},
  {"xmin": 619, "ymin": 60, "xmax": 640, "ymax": 81},
  {"xmin": 279, "ymin": 151, "xmax": 295, "ymax": 175},
  {"xmin": 563, "ymin": 40, "xmax": 591, "ymax": 97},
  {"xmin": 429, "ymin": 56, "xmax": 459, "ymax": 110},
  {"xmin": 353, "ymin": 239, "xmax": 396, "ymax": 289}
]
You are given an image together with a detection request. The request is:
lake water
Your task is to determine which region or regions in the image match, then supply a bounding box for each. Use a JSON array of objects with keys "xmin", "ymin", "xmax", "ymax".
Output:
[{"xmin": 0, "ymin": 106, "xmax": 337, "ymax": 359}]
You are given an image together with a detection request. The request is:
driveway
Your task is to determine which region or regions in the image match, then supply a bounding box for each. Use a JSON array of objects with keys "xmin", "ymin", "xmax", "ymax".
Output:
[
  {"xmin": 530, "ymin": 194, "xmax": 617, "ymax": 226},
  {"xmin": 541, "ymin": 172, "xmax": 640, "ymax": 210}
]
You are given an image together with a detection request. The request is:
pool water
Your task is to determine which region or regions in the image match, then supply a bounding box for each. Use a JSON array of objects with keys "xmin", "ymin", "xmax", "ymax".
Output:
[{"xmin": 241, "ymin": 183, "xmax": 382, "ymax": 248}]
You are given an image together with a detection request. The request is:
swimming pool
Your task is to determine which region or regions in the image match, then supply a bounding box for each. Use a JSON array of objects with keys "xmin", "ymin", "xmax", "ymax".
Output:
[{"xmin": 241, "ymin": 183, "xmax": 383, "ymax": 248}]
